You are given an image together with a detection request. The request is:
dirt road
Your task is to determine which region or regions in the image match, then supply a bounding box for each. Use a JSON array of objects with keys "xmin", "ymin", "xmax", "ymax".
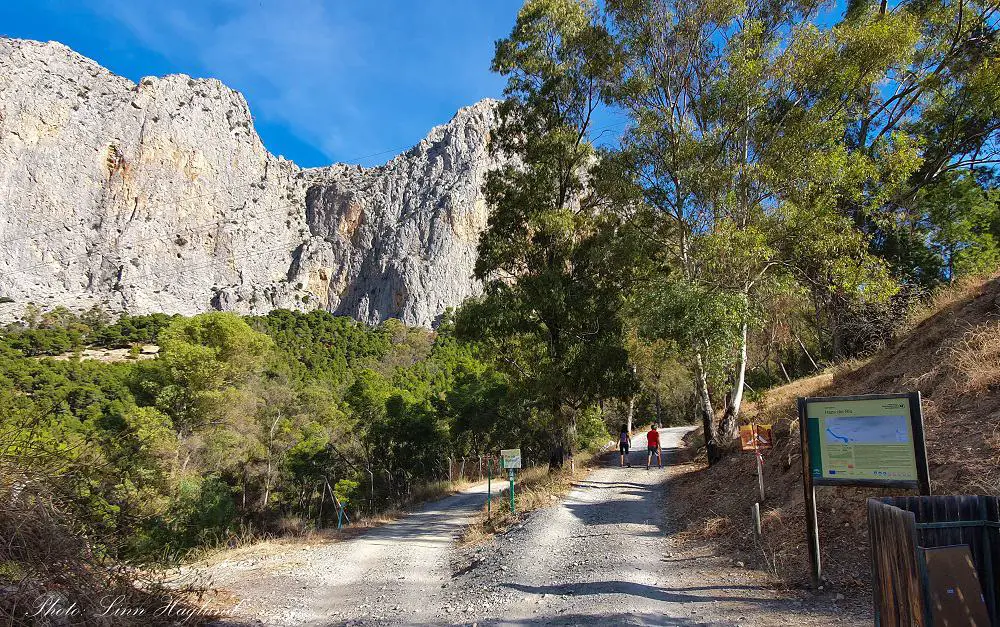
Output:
[
  {"xmin": 210, "ymin": 483, "xmax": 492, "ymax": 625},
  {"xmin": 210, "ymin": 427, "xmax": 866, "ymax": 626},
  {"xmin": 451, "ymin": 426, "xmax": 864, "ymax": 625}
]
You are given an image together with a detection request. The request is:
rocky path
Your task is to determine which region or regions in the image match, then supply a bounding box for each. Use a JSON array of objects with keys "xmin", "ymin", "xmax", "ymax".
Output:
[
  {"xmin": 451, "ymin": 427, "xmax": 866, "ymax": 625},
  {"xmin": 210, "ymin": 483, "xmax": 492, "ymax": 626},
  {"xmin": 209, "ymin": 427, "xmax": 867, "ymax": 626}
]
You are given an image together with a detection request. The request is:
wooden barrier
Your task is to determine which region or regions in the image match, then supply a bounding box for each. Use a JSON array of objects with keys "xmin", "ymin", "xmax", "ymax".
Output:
[
  {"xmin": 868, "ymin": 499, "xmax": 924, "ymax": 626},
  {"xmin": 868, "ymin": 496, "xmax": 1000, "ymax": 626}
]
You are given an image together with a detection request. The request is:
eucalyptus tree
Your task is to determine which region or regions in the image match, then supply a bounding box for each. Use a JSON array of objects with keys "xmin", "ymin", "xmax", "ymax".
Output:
[
  {"xmin": 458, "ymin": 0, "xmax": 638, "ymax": 467},
  {"xmin": 841, "ymin": 0, "xmax": 1000, "ymax": 292},
  {"xmin": 844, "ymin": 0, "xmax": 1000, "ymax": 193},
  {"xmin": 606, "ymin": 0, "xmax": 912, "ymax": 457}
]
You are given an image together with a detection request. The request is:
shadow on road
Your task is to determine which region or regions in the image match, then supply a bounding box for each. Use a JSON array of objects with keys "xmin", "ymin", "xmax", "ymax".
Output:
[
  {"xmin": 610, "ymin": 443, "xmax": 689, "ymax": 469},
  {"xmin": 352, "ymin": 488, "xmax": 487, "ymax": 546},
  {"xmin": 502, "ymin": 580, "xmax": 780, "ymax": 605},
  {"xmin": 487, "ymin": 612, "xmax": 719, "ymax": 626},
  {"xmin": 563, "ymin": 498, "xmax": 668, "ymax": 532},
  {"xmin": 303, "ymin": 614, "xmax": 719, "ymax": 627}
]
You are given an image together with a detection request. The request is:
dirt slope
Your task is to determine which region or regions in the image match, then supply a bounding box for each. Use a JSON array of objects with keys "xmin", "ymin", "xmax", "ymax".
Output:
[{"xmin": 670, "ymin": 275, "xmax": 1000, "ymax": 590}]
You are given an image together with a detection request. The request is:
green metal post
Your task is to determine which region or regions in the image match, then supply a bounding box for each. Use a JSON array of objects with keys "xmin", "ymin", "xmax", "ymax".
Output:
[{"xmin": 508, "ymin": 467, "xmax": 515, "ymax": 514}]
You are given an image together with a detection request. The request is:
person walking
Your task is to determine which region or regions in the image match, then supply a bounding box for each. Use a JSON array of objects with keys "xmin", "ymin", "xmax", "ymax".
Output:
[
  {"xmin": 646, "ymin": 424, "xmax": 662, "ymax": 469},
  {"xmin": 618, "ymin": 424, "xmax": 631, "ymax": 467}
]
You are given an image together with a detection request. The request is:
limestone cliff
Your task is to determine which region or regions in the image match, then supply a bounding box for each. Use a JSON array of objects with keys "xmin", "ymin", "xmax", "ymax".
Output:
[{"xmin": 0, "ymin": 38, "xmax": 498, "ymax": 327}]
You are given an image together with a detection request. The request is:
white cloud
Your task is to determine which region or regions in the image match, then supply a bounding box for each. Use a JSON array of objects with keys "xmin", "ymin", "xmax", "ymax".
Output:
[
  {"xmin": 86, "ymin": 0, "xmax": 516, "ymax": 164},
  {"xmin": 91, "ymin": 0, "xmax": 371, "ymax": 161}
]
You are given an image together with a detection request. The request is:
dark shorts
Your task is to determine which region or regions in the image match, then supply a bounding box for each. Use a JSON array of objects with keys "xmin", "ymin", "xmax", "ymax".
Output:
[
  {"xmin": 648, "ymin": 445, "xmax": 659, "ymax": 453},
  {"xmin": 619, "ymin": 442, "xmax": 629, "ymax": 454}
]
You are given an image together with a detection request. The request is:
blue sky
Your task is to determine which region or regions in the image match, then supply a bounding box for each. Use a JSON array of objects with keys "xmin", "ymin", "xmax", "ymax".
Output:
[{"xmin": 0, "ymin": 1, "xmax": 528, "ymax": 167}]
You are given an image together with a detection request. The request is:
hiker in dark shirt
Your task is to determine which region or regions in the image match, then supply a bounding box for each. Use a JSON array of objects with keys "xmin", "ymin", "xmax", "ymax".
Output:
[{"xmin": 618, "ymin": 425, "xmax": 630, "ymax": 467}]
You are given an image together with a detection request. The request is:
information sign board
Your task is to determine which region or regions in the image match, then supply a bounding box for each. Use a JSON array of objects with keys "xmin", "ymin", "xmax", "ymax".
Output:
[
  {"xmin": 796, "ymin": 391, "xmax": 930, "ymax": 586},
  {"xmin": 800, "ymin": 393, "xmax": 928, "ymax": 489},
  {"xmin": 500, "ymin": 448, "xmax": 522, "ymax": 469}
]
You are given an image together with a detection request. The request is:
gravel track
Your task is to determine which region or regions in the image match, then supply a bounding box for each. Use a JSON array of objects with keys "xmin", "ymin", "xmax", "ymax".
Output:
[
  {"xmin": 210, "ymin": 427, "xmax": 867, "ymax": 626},
  {"xmin": 210, "ymin": 483, "xmax": 491, "ymax": 626},
  {"xmin": 451, "ymin": 427, "xmax": 865, "ymax": 626}
]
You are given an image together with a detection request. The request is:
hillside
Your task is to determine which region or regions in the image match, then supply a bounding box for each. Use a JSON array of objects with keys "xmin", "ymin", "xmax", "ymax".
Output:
[
  {"xmin": 0, "ymin": 38, "xmax": 499, "ymax": 328},
  {"xmin": 671, "ymin": 274, "xmax": 1000, "ymax": 589}
]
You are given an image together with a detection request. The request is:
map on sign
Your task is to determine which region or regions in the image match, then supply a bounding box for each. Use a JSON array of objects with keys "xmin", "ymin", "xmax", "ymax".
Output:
[
  {"xmin": 805, "ymin": 395, "xmax": 920, "ymax": 486},
  {"xmin": 823, "ymin": 415, "xmax": 910, "ymax": 445},
  {"xmin": 500, "ymin": 448, "xmax": 522, "ymax": 469}
]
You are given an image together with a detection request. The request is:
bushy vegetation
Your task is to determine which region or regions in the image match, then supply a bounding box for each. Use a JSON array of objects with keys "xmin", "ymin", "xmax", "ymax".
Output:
[
  {"xmin": 466, "ymin": 0, "xmax": 1000, "ymax": 465},
  {"xmin": 0, "ymin": 307, "xmax": 616, "ymax": 568}
]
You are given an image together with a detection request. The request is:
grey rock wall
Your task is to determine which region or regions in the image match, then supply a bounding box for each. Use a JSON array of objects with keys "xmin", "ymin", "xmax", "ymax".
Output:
[{"xmin": 0, "ymin": 38, "xmax": 498, "ymax": 327}]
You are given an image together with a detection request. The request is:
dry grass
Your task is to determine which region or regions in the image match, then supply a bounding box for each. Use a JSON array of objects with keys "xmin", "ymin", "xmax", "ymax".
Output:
[
  {"xmin": 901, "ymin": 271, "xmax": 999, "ymax": 334},
  {"xmin": 669, "ymin": 275, "xmax": 1000, "ymax": 591},
  {"xmin": 0, "ymin": 474, "xmax": 213, "ymax": 625},
  {"xmin": 461, "ymin": 452, "xmax": 596, "ymax": 545},
  {"xmin": 943, "ymin": 320, "xmax": 1000, "ymax": 394},
  {"xmin": 701, "ymin": 516, "xmax": 733, "ymax": 538},
  {"xmin": 407, "ymin": 478, "xmax": 472, "ymax": 506}
]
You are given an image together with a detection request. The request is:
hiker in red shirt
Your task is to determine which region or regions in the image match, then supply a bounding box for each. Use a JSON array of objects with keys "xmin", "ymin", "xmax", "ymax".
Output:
[{"xmin": 646, "ymin": 424, "xmax": 662, "ymax": 469}]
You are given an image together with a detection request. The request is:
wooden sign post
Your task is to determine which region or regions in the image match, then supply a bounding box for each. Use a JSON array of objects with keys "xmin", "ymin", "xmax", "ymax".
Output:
[{"xmin": 740, "ymin": 423, "xmax": 773, "ymax": 502}]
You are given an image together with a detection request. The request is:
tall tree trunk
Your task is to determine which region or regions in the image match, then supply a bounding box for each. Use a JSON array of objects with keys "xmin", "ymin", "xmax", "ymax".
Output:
[
  {"xmin": 263, "ymin": 414, "xmax": 281, "ymax": 508},
  {"xmin": 831, "ymin": 312, "xmax": 845, "ymax": 360},
  {"xmin": 567, "ymin": 412, "xmax": 577, "ymax": 474},
  {"xmin": 718, "ymin": 318, "xmax": 748, "ymax": 447},
  {"xmin": 626, "ymin": 395, "xmax": 635, "ymax": 434},
  {"xmin": 548, "ymin": 404, "xmax": 568, "ymax": 471},
  {"xmin": 695, "ymin": 350, "xmax": 720, "ymax": 464}
]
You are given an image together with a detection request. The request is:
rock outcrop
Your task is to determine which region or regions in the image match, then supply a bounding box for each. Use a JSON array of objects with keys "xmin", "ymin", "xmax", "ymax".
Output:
[{"xmin": 0, "ymin": 38, "xmax": 498, "ymax": 327}]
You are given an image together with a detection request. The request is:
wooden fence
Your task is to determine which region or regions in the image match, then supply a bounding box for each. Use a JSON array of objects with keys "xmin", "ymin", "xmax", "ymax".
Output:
[
  {"xmin": 447, "ymin": 455, "xmax": 501, "ymax": 483},
  {"xmin": 868, "ymin": 496, "xmax": 1000, "ymax": 626},
  {"xmin": 868, "ymin": 498, "xmax": 925, "ymax": 626}
]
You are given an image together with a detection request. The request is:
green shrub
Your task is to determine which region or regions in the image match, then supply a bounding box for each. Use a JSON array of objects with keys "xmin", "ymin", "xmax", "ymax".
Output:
[{"xmin": 576, "ymin": 405, "xmax": 611, "ymax": 452}]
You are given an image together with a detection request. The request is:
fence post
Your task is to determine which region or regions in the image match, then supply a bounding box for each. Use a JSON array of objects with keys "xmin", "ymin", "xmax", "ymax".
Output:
[
  {"xmin": 368, "ymin": 467, "xmax": 374, "ymax": 515},
  {"xmin": 509, "ymin": 467, "xmax": 515, "ymax": 514},
  {"xmin": 756, "ymin": 449, "xmax": 766, "ymax": 502},
  {"xmin": 751, "ymin": 502, "xmax": 761, "ymax": 540}
]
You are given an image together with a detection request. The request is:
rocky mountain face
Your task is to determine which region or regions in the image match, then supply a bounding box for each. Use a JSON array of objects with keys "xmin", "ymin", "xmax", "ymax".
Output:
[{"xmin": 0, "ymin": 38, "xmax": 499, "ymax": 327}]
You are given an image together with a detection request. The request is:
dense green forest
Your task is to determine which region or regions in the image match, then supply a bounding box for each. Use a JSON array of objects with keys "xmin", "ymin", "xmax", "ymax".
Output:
[{"xmin": 0, "ymin": 307, "xmax": 615, "ymax": 563}]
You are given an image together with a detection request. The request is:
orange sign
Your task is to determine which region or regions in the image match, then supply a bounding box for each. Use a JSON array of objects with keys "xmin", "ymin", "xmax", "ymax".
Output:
[{"xmin": 739, "ymin": 424, "xmax": 774, "ymax": 451}]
